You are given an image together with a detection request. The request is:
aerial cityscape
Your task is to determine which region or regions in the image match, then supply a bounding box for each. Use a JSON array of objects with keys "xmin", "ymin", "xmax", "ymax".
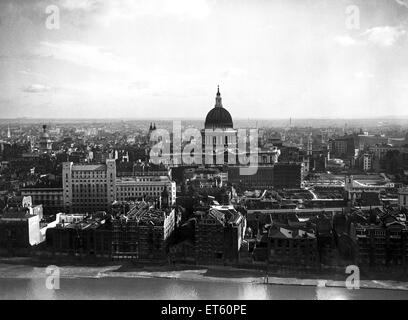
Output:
[{"xmin": 1, "ymin": 0, "xmax": 408, "ymax": 304}]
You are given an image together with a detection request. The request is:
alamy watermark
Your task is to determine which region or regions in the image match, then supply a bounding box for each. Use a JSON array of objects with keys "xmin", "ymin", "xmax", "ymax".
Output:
[
  {"xmin": 345, "ymin": 265, "xmax": 360, "ymax": 290},
  {"xmin": 345, "ymin": 5, "xmax": 360, "ymax": 30},
  {"xmin": 149, "ymin": 121, "xmax": 259, "ymax": 175},
  {"xmin": 45, "ymin": 265, "xmax": 60, "ymax": 290},
  {"xmin": 45, "ymin": 5, "xmax": 60, "ymax": 30}
]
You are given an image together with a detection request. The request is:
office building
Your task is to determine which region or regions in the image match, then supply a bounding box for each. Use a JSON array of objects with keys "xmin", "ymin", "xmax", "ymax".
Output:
[
  {"xmin": 116, "ymin": 175, "xmax": 176, "ymax": 204},
  {"xmin": 62, "ymin": 159, "xmax": 116, "ymax": 213}
]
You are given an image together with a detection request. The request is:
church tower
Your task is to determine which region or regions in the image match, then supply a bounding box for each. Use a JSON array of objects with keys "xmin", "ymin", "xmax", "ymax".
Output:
[
  {"xmin": 39, "ymin": 125, "xmax": 52, "ymax": 154},
  {"xmin": 160, "ymin": 186, "xmax": 169, "ymax": 209},
  {"xmin": 307, "ymin": 134, "xmax": 313, "ymax": 156}
]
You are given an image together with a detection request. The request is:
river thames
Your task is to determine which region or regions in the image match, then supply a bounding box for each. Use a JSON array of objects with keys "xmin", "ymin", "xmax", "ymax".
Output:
[
  {"xmin": 1, "ymin": 277, "xmax": 408, "ymax": 300},
  {"xmin": 0, "ymin": 263, "xmax": 407, "ymax": 300}
]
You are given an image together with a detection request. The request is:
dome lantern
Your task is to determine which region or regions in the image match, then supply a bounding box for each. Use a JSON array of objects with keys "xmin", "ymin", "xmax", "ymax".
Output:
[{"xmin": 204, "ymin": 86, "xmax": 233, "ymax": 129}]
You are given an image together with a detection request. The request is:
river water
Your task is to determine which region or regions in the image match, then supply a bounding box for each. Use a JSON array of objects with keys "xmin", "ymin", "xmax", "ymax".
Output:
[{"xmin": 0, "ymin": 263, "xmax": 407, "ymax": 300}]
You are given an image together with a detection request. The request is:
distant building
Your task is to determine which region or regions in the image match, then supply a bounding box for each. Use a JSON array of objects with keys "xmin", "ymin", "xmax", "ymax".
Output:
[
  {"xmin": 194, "ymin": 205, "xmax": 246, "ymax": 264},
  {"xmin": 273, "ymin": 163, "xmax": 303, "ymax": 189},
  {"xmin": 117, "ymin": 162, "xmax": 170, "ymax": 178},
  {"xmin": 258, "ymin": 147, "xmax": 280, "ymax": 165},
  {"xmin": 227, "ymin": 165, "xmax": 274, "ymax": 189},
  {"xmin": 227, "ymin": 162, "xmax": 302, "ymax": 189},
  {"xmin": 279, "ymin": 145, "xmax": 300, "ymax": 162},
  {"xmin": 116, "ymin": 175, "xmax": 176, "ymax": 204},
  {"xmin": 38, "ymin": 125, "xmax": 52, "ymax": 154},
  {"xmin": 358, "ymin": 134, "xmax": 387, "ymax": 150},
  {"xmin": 63, "ymin": 159, "xmax": 176, "ymax": 213},
  {"xmin": 184, "ymin": 167, "xmax": 227, "ymax": 188},
  {"xmin": 345, "ymin": 175, "xmax": 393, "ymax": 206},
  {"xmin": 388, "ymin": 137, "xmax": 407, "ymax": 147},
  {"xmin": 302, "ymin": 146, "xmax": 329, "ymax": 173},
  {"xmin": 0, "ymin": 196, "xmax": 59, "ymax": 255},
  {"xmin": 349, "ymin": 212, "xmax": 408, "ymax": 267},
  {"xmin": 329, "ymin": 135, "xmax": 355, "ymax": 159},
  {"xmin": 46, "ymin": 212, "xmax": 112, "ymax": 258},
  {"xmin": 21, "ymin": 185, "xmax": 64, "ymax": 215},
  {"xmin": 399, "ymin": 188, "xmax": 408, "ymax": 208},
  {"xmin": 111, "ymin": 201, "xmax": 176, "ymax": 260},
  {"xmin": 62, "ymin": 159, "xmax": 116, "ymax": 213},
  {"xmin": 0, "ymin": 207, "xmax": 42, "ymax": 251},
  {"xmin": 202, "ymin": 86, "xmax": 237, "ymax": 166},
  {"xmin": 267, "ymin": 225, "xmax": 319, "ymax": 266},
  {"xmin": 369, "ymin": 144, "xmax": 398, "ymax": 161},
  {"xmin": 363, "ymin": 153, "xmax": 373, "ymax": 171}
]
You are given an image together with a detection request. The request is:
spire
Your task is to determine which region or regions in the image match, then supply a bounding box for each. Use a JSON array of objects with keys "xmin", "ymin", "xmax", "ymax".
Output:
[{"xmin": 215, "ymin": 85, "xmax": 222, "ymax": 108}]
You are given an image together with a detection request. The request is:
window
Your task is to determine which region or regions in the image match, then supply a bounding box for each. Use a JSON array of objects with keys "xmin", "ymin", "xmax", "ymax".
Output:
[{"xmin": 215, "ymin": 252, "xmax": 223, "ymax": 259}]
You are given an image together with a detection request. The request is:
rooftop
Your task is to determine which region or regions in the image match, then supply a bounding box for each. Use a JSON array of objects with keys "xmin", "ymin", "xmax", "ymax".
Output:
[
  {"xmin": 1, "ymin": 207, "xmax": 33, "ymax": 220},
  {"xmin": 199, "ymin": 204, "xmax": 243, "ymax": 226},
  {"xmin": 72, "ymin": 164, "xmax": 107, "ymax": 171},
  {"xmin": 268, "ymin": 226, "xmax": 316, "ymax": 239},
  {"xmin": 116, "ymin": 201, "xmax": 172, "ymax": 225},
  {"xmin": 63, "ymin": 219, "xmax": 106, "ymax": 230}
]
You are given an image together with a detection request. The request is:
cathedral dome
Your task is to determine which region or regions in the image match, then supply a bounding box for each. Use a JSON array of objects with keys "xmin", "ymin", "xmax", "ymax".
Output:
[
  {"xmin": 204, "ymin": 87, "xmax": 233, "ymax": 129},
  {"xmin": 205, "ymin": 108, "xmax": 233, "ymax": 129}
]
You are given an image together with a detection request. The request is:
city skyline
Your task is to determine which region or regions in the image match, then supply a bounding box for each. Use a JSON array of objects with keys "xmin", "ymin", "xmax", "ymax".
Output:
[
  {"xmin": 3, "ymin": 0, "xmax": 408, "ymax": 303},
  {"xmin": 2, "ymin": 0, "xmax": 408, "ymax": 119}
]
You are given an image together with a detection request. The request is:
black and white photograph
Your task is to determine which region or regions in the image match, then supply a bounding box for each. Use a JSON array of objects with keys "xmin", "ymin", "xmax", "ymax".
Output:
[{"xmin": 1, "ymin": 0, "xmax": 408, "ymax": 305}]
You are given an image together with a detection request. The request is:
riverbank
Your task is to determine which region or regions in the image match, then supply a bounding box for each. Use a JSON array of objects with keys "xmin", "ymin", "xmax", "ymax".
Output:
[{"xmin": 0, "ymin": 257, "xmax": 407, "ymax": 291}]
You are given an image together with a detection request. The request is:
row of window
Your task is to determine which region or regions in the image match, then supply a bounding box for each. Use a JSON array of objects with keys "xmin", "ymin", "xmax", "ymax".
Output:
[
  {"xmin": 118, "ymin": 186, "xmax": 169, "ymax": 192},
  {"xmin": 71, "ymin": 180, "xmax": 107, "ymax": 183},
  {"xmin": 72, "ymin": 171, "xmax": 107, "ymax": 178}
]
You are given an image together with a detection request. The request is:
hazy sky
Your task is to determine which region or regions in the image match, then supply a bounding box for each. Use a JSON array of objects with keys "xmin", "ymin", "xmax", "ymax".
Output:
[{"xmin": 1, "ymin": 0, "xmax": 408, "ymax": 119}]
